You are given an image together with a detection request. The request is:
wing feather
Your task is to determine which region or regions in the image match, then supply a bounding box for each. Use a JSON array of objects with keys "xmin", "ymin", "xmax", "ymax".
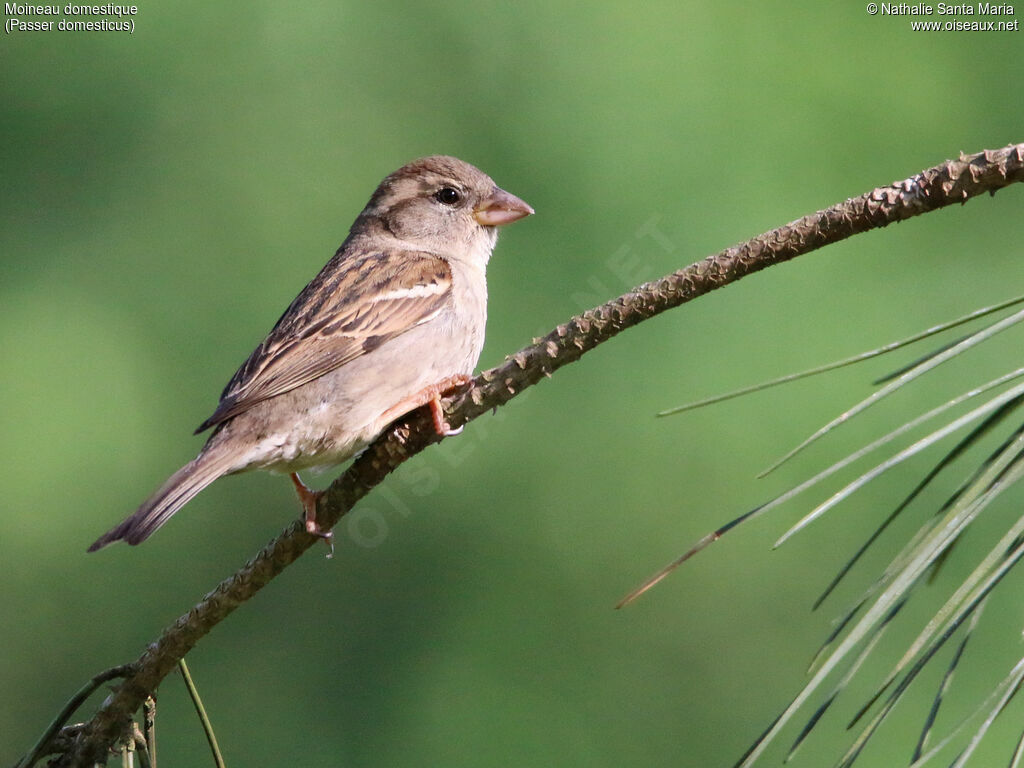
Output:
[{"xmin": 195, "ymin": 248, "xmax": 451, "ymax": 433}]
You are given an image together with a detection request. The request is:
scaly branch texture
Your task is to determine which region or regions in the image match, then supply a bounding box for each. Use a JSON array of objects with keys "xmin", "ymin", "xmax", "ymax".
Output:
[{"xmin": 41, "ymin": 144, "xmax": 1023, "ymax": 767}]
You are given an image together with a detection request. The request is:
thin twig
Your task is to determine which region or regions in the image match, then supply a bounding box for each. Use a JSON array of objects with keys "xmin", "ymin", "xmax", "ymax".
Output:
[
  {"xmin": 131, "ymin": 723, "xmax": 152, "ymax": 768},
  {"xmin": 178, "ymin": 660, "xmax": 226, "ymax": 768},
  {"xmin": 143, "ymin": 696, "xmax": 156, "ymax": 768}
]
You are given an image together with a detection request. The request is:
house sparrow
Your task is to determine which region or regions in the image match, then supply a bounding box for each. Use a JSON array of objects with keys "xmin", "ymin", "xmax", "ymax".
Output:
[{"xmin": 89, "ymin": 155, "xmax": 533, "ymax": 551}]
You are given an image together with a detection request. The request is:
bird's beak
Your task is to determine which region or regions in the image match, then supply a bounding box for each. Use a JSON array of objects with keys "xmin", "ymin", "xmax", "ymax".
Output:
[{"xmin": 473, "ymin": 187, "xmax": 535, "ymax": 227}]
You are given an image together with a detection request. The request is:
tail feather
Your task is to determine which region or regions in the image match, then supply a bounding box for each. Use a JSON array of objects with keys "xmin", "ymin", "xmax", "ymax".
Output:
[{"xmin": 88, "ymin": 453, "xmax": 232, "ymax": 551}]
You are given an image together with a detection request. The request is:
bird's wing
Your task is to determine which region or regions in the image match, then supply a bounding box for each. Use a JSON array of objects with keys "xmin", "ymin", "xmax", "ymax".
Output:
[{"xmin": 195, "ymin": 248, "xmax": 452, "ymax": 432}]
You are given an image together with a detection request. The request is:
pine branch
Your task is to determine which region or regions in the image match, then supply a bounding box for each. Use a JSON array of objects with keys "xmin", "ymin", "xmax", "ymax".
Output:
[{"xmin": 30, "ymin": 143, "xmax": 1023, "ymax": 768}]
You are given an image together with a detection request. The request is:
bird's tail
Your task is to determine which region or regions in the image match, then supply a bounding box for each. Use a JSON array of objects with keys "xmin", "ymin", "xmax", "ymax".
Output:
[{"xmin": 88, "ymin": 450, "xmax": 235, "ymax": 551}]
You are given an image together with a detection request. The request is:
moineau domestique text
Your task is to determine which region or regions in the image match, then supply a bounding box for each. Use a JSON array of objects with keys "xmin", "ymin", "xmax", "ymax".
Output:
[{"xmin": 4, "ymin": 3, "xmax": 137, "ymax": 15}]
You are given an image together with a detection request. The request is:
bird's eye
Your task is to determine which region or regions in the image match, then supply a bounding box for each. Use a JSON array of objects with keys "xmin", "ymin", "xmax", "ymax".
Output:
[{"xmin": 434, "ymin": 186, "xmax": 462, "ymax": 205}]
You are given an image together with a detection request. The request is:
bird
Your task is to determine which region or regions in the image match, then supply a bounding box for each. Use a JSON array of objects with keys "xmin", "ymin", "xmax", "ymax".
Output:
[{"xmin": 88, "ymin": 155, "xmax": 533, "ymax": 551}]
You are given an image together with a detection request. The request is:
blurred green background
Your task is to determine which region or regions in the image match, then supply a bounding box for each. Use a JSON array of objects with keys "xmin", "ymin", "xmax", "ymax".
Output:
[{"xmin": 3, "ymin": 2, "xmax": 1023, "ymax": 765}]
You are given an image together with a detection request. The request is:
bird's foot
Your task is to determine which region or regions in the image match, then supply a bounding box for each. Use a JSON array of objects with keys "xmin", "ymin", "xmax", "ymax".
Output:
[
  {"xmin": 290, "ymin": 472, "xmax": 334, "ymax": 558},
  {"xmin": 426, "ymin": 374, "xmax": 471, "ymax": 434},
  {"xmin": 382, "ymin": 374, "xmax": 471, "ymax": 436}
]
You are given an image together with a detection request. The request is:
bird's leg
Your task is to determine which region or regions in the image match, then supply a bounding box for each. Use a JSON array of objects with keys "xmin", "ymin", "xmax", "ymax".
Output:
[
  {"xmin": 290, "ymin": 472, "xmax": 334, "ymax": 556},
  {"xmin": 381, "ymin": 374, "xmax": 472, "ymax": 436},
  {"xmin": 426, "ymin": 374, "xmax": 471, "ymax": 435}
]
